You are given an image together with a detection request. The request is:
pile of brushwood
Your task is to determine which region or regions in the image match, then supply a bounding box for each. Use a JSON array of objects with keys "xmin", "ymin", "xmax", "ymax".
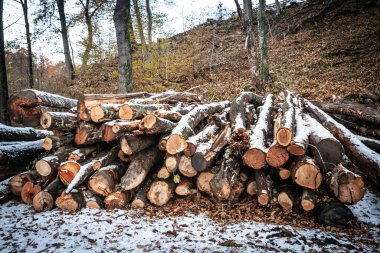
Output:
[{"xmin": 0, "ymin": 89, "xmax": 379, "ymax": 216}]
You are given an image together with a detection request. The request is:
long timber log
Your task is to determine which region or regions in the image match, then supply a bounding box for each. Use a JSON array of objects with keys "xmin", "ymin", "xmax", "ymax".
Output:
[
  {"xmin": 40, "ymin": 112, "xmax": 78, "ymax": 130},
  {"xmin": 0, "ymin": 124, "xmax": 53, "ymax": 141},
  {"xmin": 32, "ymin": 178, "xmax": 65, "ymax": 211}
]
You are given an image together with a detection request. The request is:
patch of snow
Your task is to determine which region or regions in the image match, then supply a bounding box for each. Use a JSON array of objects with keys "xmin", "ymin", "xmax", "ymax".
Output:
[
  {"xmin": 233, "ymin": 112, "xmax": 245, "ymax": 132},
  {"xmin": 187, "ymin": 125, "xmax": 217, "ymax": 145},
  {"xmin": 348, "ymin": 191, "xmax": 380, "ymax": 226}
]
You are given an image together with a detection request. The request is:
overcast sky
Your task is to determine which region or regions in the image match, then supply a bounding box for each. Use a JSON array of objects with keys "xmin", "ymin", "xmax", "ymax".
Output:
[{"xmin": 3, "ymin": 0, "xmax": 274, "ymax": 63}]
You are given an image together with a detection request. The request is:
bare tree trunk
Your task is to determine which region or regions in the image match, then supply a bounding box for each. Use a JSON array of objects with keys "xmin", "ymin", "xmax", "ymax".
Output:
[
  {"xmin": 145, "ymin": 0, "xmax": 152, "ymax": 45},
  {"xmin": 82, "ymin": 0, "xmax": 93, "ymax": 66},
  {"xmin": 233, "ymin": 0, "xmax": 243, "ymax": 21},
  {"xmin": 0, "ymin": 0, "xmax": 10, "ymax": 124},
  {"xmin": 258, "ymin": 0, "xmax": 269, "ymax": 85},
  {"xmin": 114, "ymin": 0, "xmax": 133, "ymax": 93},
  {"xmin": 20, "ymin": 0, "xmax": 34, "ymax": 88},
  {"xmin": 275, "ymin": 0, "xmax": 281, "ymax": 16},
  {"xmin": 56, "ymin": 0, "xmax": 75, "ymax": 79},
  {"xmin": 133, "ymin": 0, "xmax": 146, "ymax": 50},
  {"xmin": 243, "ymin": 0, "xmax": 262, "ymax": 92}
]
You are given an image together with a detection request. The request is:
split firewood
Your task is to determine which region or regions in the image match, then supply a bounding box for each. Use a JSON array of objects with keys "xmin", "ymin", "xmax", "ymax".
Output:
[
  {"xmin": 8, "ymin": 89, "xmax": 77, "ymax": 126},
  {"xmin": 301, "ymin": 189, "xmax": 317, "ymax": 211},
  {"xmin": 36, "ymin": 148, "xmax": 75, "ymax": 178},
  {"xmin": 356, "ymin": 135, "xmax": 380, "ymax": 154},
  {"xmin": 8, "ymin": 170, "xmax": 40, "ymax": 196},
  {"xmin": 90, "ymin": 103, "xmax": 121, "ymax": 123},
  {"xmin": 40, "ymin": 112, "xmax": 78, "ymax": 130},
  {"xmin": 178, "ymin": 155, "xmax": 198, "ymax": 177},
  {"xmin": 246, "ymin": 179, "xmax": 257, "ymax": 196},
  {"xmin": 192, "ymin": 126, "xmax": 231, "ymax": 172},
  {"xmin": 77, "ymin": 92, "xmax": 151, "ymax": 121},
  {"xmin": 131, "ymin": 176, "xmax": 154, "ymax": 208},
  {"xmin": 68, "ymin": 145, "xmax": 99, "ymax": 162},
  {"xmin": 147, "ymin": 179, "xmax": 175, "ymax": 206},
  {"xmin": 56, "ymin": 191, "xmax": 85, "ymax": 213},
  {"xmin": 326, "ymin": 164, "xmax": 365, "ymax": 204},
  {"xmin": 312, "ymin": 101, "xmax": 380, "ymax": 126},
  {"xmin": 119, "ymin": 103, "xmax": 168, "ymax": 120},
  {"xmin": 121, "ymin": 146, "xmax": 163, "ymax": 190},
  {"xmin": 0, "ymin": 124, "xmax": 53, "ymax": 141},
  {"xmin": 165, "ymin": 101, "xmax": 230, "ymax": 155},
  {"xmin": 184, "ymin": 125, "xmax": 218, "ymax": 157},
  {"xmin": 75, "ymin": 122, "xmax": 103, "ymax": 145},
  {"xmin": 276, "ymin": 91, "xmax": 295, "ymax": 147},
  {"xmin": 82, "ymin": 188, "xmax": 104, "ymax": 209},
  {"xmin": 42, "ymin": 133, "xmax": 75, "ymax": 151},
  {"xmin": 254, "ymin": 169, "xmax": 270, "ymax": 206},
  {"xmin": 305, "ymin": 115, "xmax": 344, "ymax": 171},
  {"xmin": 230, "ymin": 92, "xmax": 263, "ymax": 150},
  {"xmin": 175, "ymin": 178, "xmax": 196, "ymax": 196},
  {"xmin": 32, "ymin": 177, "xmax": 65, "ymax": 212},
  {"xmin": 157, "ymin": 166, "xmax": 171, "ymax": 179},
  {"xmin": 104, "ymin": 185, "xmax": 136, "ymax": 209},
  {"xmin": 277, "ymin": 186, "xmax": 294, "ymax": 210},
  {"xmin": 196, "ymin": 171, "xmax": 216, "ymax": 196},
  {"xmin": 305, "ymin": 100, "xmax": 380, "ymax": 189},
  {"xmin": 332, "ymin": 115, "xmax": 380, "ymax": 139},
  {"xmin": 290, "ymin": 156, "xmax": 322, "ymax": 190},
  {"xmin": 243, "ymin": 94, "xmax": 274, "ymax": 170},
  {"xmin": 111, "ymin": 120, "xmax": 140, "ymax": 135},
  {"xmin": 0, "ymin": 139, "xmax": 46, "ymax": 166},
  {"xmin": 21, "ymin": 181, "xmax": 42, "ymax": 204},
  {"xmin": 120, "ymin": 134, "xmax": 159, "ymax": 156},
  {"xmin": 138, "ymin": 115, "xmax": 176, "ymax": 134},
  {"xmin": 88, "ymin": 162, "xmax": 127, "ymax": 197}
]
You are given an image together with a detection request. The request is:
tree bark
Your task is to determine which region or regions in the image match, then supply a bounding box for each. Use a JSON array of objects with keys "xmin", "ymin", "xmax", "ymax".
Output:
[
  {"xmin": 145, "ymin": 0, "xmax": 152, "ymax": 44},
  {"xmin": 301, "ymin": 189, "xmax": 316, "ymax": 211},
  {"xmin": 68, "ymin": 145, "xmax": 99, "ymax": 162},
  {"xmin": 357, "ymin": 135, "xmax": 380, "ymax": 154},
  {"xmin": 254, "ymin": 169, "xmax": 270, "ymax": 206},
  {"xmin": 20, "ymin": 0, "xmax": 34, "ymax": 88},
  {"xmin": 131, "ymin": 176, "xmax": 153, "ymax": 208},
  {"xmin": 0, "ymin": 139, "xmax": 46, "ymax": 166},
  {"xmin": 40, "ymin": 112, "xmax": 78, "ymax": 130},
  {"xmin": 42, "ymin": 133, "xmax": 75, "ymax": 151},
  {"xmin": 0, "ymin": 0, "xmax": 10, "ymax": 124},
  {"xmin": 75, "ymin": 122, "xmax": 102, "ymax": 145},
  {"xmin": 233, "ymin": 0, "xmax": 243, "ymax": 21},
  {"xmin": 133, "ymin": 0, "xmax": 146, "ymax": 51},
  {"xmin": 114, "ymin": 0, "xmax": 133, "ymax": 92},
  {"xmin": 184, "ymin": 124, "xmax": 218, "ymax": 157},
  {"xmin": 36, "ymin": 148, "xmax": 75, "ymax": 178},
  {"xmin": 56, "ymin": 0, "xmax": 75, "ymax": 79},
  {"xmin": 275, "ymin": 0, "xmax": 281, "ymax": 16},
  {"xmin": 0, "ymin": 124, "xmax": 52, "ymax": 141},
  {"xmin": 138, "ymin": 115, "xmax": 176, "ymax": 134},
  {"xmin": 258, "ymin": 0, "xmax": 269, "ymax": 85},
  {"xmin": 32, "ymin": 177, "xmax": 65, "ymax": 211},
  {"xmin": 112, "ymin": 119, "xmax": 140, "ymax": 135},
  {"xmin": 332, "ymin": 115, "xmax": 380, "ymax": 139}
]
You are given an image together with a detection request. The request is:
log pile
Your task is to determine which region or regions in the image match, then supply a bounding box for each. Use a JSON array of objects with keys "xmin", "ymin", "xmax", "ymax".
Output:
[{"xmin": 1, "ymin": 88, "xmax": 378, "ymax": 217}]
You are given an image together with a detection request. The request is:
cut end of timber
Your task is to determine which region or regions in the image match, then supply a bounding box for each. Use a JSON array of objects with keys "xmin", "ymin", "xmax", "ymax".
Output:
[
  {"xmin": 183, "ymin": 143, "xmax": 196, "ymax": 157},
  {"xmin": 139, "ymin": 114, "xmax": 156, "ymax": 130},
  {"xmin": 246, "ymin": 181, "xmax": 257, "ymax": 196},
  {"xmin": 33, "ymin": 191, "xmax": 54, "ymax": 212},
  {"xmin": 243, "ymin": 148, "xmax": 266, "ymax": 170},
  {"xmin": 75, "ymin": 130, "xmax": 89, "ymax": 145},
  {"xmin": 337, "ymin": 174, "xmax": 365, "ymax": 205},
  {"xmin": 258, "ymin": 193, "xmax": 269, "ymax": 206},
  {"xmin": 42, "ymin": 137, "xmax": 53, "ymax": 151},
  {"xmin": 40, "ymin": 112, "xmax": 52, "ymax": 129},
  {"xmin": 278, "ymin": 192, "xmax": 293, "ymax": 210},
  {"xmin": 88, "ymin": 172, "xmax": 114, "ymax": 197},
  {"xmin": 279, "ymin": 168, "xmax": 291, "ymax": 180},
  {"xmin": 294, "ymin": 163, "xmax": 323, "ymax": 190},
  {"xmin": 21, "ymin": 181, "xmax": 42, "ymax": 204},
  {"xmin": 56, "ymin": 194, "xmax": 82, "ymax": 213},
  {"xmin": 119, "ymin": 104, "xmax": 133, "ymax": 120},
  {"xmin": 131, "ymin": 199, "xmax": 145, "ymax": 209},
  {"xmin": 87, "ymin": 201, "xmax": 102, "ymax": 209},
  {"xmin": 36, "ymin": 159, "xmax": 52, "ymax": 177},
  {"xmin": 266, "ymin": 145, "xmax": 289, "ymax": 167},
  {"xmin": 287, "ymin": 143, "xmax": 306, "ymax": 156},
  {"xmin": 104, "ymin": 192, "xmax": 126, "ymax": 209},
  {"xmin": 118, "ymin": 150, "xmax": 131, "ymax": 163},
  {"xmin": 121, "ymin": 135, "xmax": 139, "ymax": 155},
  {"xmin": 197, "ymin": 172, "xmax": 215, "ymax": 195},
  {"xmin": 59, "ymin": 161, "xmax": 81, "ymax": 186},
  {"xmin": 301, "ymin": 199, "xmax": 315, "ymax": 211},
  {"xmin": 148, "ymin": 181, "xmax": 172, "ymax": 206},
  {"xmin": 276, "ymin": 128, "xmax": 293, "ymax": 147},
  {"xmin": 166, "ymin": 134, "xmax": 187, "ymax": 155},
  {"xmin": 179, "ymin": 156, "xmax": 198, "ymax": 177},
  {"xmin": 90, "ymin": 105, "xmax": 105, "ymax": 123}
]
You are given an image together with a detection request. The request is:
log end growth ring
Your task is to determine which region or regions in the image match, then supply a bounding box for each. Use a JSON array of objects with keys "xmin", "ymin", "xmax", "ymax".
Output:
[
  {"xmin": 276, "ymin": 128, "xmax": 293, "ymax": 147},
  {"xmin": 294, "ymin": 163, "xmax": 322, "ymax": 190},
  {"xmin": 119, "ymin": 104, "xmax": 133, "ymax": 120},
  {"xmin": 166, "ymin": 134, "xmax": 188, "ymax": 155},
  {"xmin": 243, "ymin": 148, "xmax": 266, "ymax": 169},
  {"xmin": 90, "ymin": 105, "xmax": 105, "ymax": 123}
]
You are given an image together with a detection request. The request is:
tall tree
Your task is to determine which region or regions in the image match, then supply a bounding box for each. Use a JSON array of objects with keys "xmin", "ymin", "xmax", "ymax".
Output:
[
  {"xmin": 15, "ymin": 0, "xmax": 34, "ymax": 88},
  {"xmin": 0, "ymin": 0, "xmax": 10, "ymax": 124},
  {"xmin": 145, "ymin": 0, "xmax": 152, "ymax": 44},
  {"xmin": 114, "ymin": 0, "xmax": 133, "ymax": 93},
  {"xmin": 56, "ymin": 0, "xmax": 75, "ymax": 79},
  {"xmin": 132, "ymin": 0, "xmax": 146, "ymax": 51},
  {"xmin": 233, "ymin": 0, "xmax": 243, "ymax": 21},
  {"xmin": 243, "ymin": 0, "xmax": 262, "ymax": 92},
  {"xmin": 258, "ymin": 0, "xmax": 269, "ymax": 85},
  {"xmin": 275, "ymin": 0, "xmax": 281, "ymax": 16}
]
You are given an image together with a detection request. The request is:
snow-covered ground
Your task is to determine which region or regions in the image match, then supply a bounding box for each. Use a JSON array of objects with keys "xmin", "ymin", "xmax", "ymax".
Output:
[{"xmin": 0, "ymin": 191, "xmax": 379, "ymax": 253}]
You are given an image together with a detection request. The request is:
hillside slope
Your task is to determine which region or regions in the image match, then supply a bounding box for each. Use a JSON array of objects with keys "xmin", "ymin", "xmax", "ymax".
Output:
[{"xmin": 58, "ymin": 0, "xmax": 379, "ymax": 101}]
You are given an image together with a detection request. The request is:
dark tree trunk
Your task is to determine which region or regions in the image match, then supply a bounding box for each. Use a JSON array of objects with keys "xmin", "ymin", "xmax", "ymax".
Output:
[
  {"xmin": 258, "ymin": 0, "xmax": 269, "ymax": 85},
  {"xmin": 145, "ymin": 0, "xmax": 152, "ymax": 44},
  {"xmin": 0, "ymin": 0, "xmax": 9, "ymax": 125},
  {"xmin": 82, "ymin": 0, "xmax": 93, "ymax": 66},
  {"xmin": 133, "ymin": 0, "xmax": 146, "ymax": 50},
  {"xmin": 20, "ymin": 0, "xmax": 34, "ymax": 88},
  {"xmin": 233, "ymin": 0, "xmax": 243, "ymax": 21},
  {"xmin": 56, "ymin": 0, "xmax": 75, "ymax": 79},
  {"xmin": 114, "ymin": 0, "xmax": 133, "ymax": 92},
  {"xmin": 275, "ymin": 0, "xmax": 281, "ymax": 16}
]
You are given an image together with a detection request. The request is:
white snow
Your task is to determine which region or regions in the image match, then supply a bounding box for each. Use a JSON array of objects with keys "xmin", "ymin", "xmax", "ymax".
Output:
[
  {"xmin": 304, "ymin": 114, "xmax": 337, "ymax": 140},
  {"xmin": 65, "ymin": 161, "xmax": 95, "ymax": 194},
  {"xmin": 293, "ymin": 108, "xmax": 310, "ymax": 145},
  {"xmin": 233, "ymin": 112, "xmax": 245, "ymax": 132},
  {"xmin": 187, "ymin": 125, "xmax": 217, "ymax": 145},
  {"xmin": 283, "ymin": 92, "xmax": 295, "ymax": 129},
  {"xmin": 348, "ymin": 191, "xmax": 380, "ymax": 225}
]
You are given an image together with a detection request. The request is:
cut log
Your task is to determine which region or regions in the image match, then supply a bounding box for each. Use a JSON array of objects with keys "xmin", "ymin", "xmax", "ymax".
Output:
[
  {"xmin": 278, "ymin": 167, "xmax": 291, "ymax": 180},
  {"xmin": 332, "ymin": 115, "xmax": 380, "ymax": 139},
  {"xmin": 266, "ymin": 145, "xmax": 289, "ymax": 168},
  {"xmin": 301, "ymin": 189, "xmax": 317, "ymax": 211},
  {"xmin": 90, "ymin": 103, "xmax": 121, "ymax": 123},
  {"xmin": 166, "ymin": 101, "xmax": 230, "ymax": 155},
  {"xmin": 276, "ymin": 91, "xmax": 295, "ymax": 147},
  {"xmin": 229, "ymin": 179, "xmax": 245, "ymax": 202},
  {"xmin": 8, "ymin": 89, "xmax": 77, "ymax": 126},
  {"xmin": 119, "ymin": 103, "xmax": 167, "ymax": 120},
  {"xmin": 326, "ymin": 164, "xmax": 365, "ymax": 204},
  {"xmin": 178, "ymin": 155, "xmax": 198, "ymax": 177},
  {"xmin": 184, "ymin": 125, "xmax": 218, "ymax": 157},
  {"xmin": 8, "ymin": 170, "xmax": 40, "ymax": 196},
  {"xmin": 77, "ymin": 92, "xmax": 151, "ymax": 121},
  {"xmin": 312, "ymin": 101, "xmax": 380, "ymax": 126},
  {"xmin": 147, "ymin": 179, "xmax": 175, "ymax": 206},
  {"xmin": 131, "ymin": 176, "xmax": 154, "ymax": 208},
  {"xmin": 121, "ymin": 146, "xmax": 163, "ymax": 190},
  {"xmin": 75, "ymin": 122, "xmax": 103, "ymax": 145},
  {"xmin": 305, "ymin": 115, "xmax": 344, "ymax": 171},
  {"xmin": 131, "ymin": 90, "xmax": 201, "ymax": 104},
  {"xmin": 32, "ymin": 178, "xmax": 65, "ymax": 212},
  {"xmin": 291, "ymin": 156, "xmax": 322, "ymax": 190},
  {"xmin": 138, "ymin": 115, "xmax": 176, "ymax": 134},
  {"xmin": 243, "ymin": 94, "xmax": 274, "ymax": 170},
  {"xmin": 175, "ymin": 178, "xmax": 196, "ymax": 196},
  {"xmin": 0, "ymin": 139, "xmax": 46, "ymax": 166},
  {"xmin": 278, "ymin": 187, "xmax": 294, "ymax": 210},
  {"xmin": 357, "ymin": 135, "xmax": 380, "ymax": 154},
  {"xmin": 120, "ymin": 134, "xmax": 159, "ymax": 156},
  {"xmin": 246, "ymin": 179, "xmax": 257, "ymax": 196},
  {"xmin": 42, "ymin": 133, "xmax": 75, "ymax": 151},
  {"xmin": 36, "ymin": 148, "xmax": 75, "ymax": 177},
  {"xmin": 196, "ymin": 171, "xmax": 215, "ymax": 196},
  {"xmin": 165, "ymin": 154, "xmax": 181, "ymax": 173},
  {"xmin": 101, "ymin": 121, "xmax": 121, "ymax": 142},
  {"xmin": 254, "ymin": 169, "xmax": 270, "ymax": 206},
  {"xmin": 104, "ymin": 185, "xmax": 136, "ymax": 209},
  {"xmin": 82, "ymin": 188, "xmax": 104, "ymax": 209},
  {"xmin": 118, "ymin": 150, "xmax": 131, "ymax": 163},
  {"xmin": 56, "ymin": 191, "xmax": 85, "ymax": 213},
  {"xmin": 287, "ymin": 99, "xmax": 310, "ymax": 156},
  {"xmin": 40, "ymin": 112, "xmax": 78, "ymax": 130},
  {"xmin": 157, "ymin": 166, "xmax": 171, "ymax": 179},
  {"xmin": 0, "ymin": 123, "xmax": 53, "ymax": 141},
  {"xmin": 58, "ymin": 160, "xmax": 81, "ymax": 186},
  {"xmin": 88, "ymin": 162, "xmax": 127, "ymax": 197},
  {"xmin": 305, "ymin": 100, "xmax": 380, "ymax": 189},
  {"xmin": 111, "ymin": 119, "xmax": 140, "ymax": 135},
  {"xmin": 68, "ymin": 145, "xmax": 99, "ymax": 162},
  {"xmin": 230, "ymin": 92, "xmax": 263, "ymax": 150},
  {"xmin": 21, "ymin": 181, "xmax": 42, "ymax": 204}
]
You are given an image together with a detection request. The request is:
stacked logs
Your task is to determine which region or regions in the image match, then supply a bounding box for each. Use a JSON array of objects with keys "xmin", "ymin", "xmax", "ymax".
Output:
[{"xmin": 1, "ymin": 89, "xmax": 379, "ymax": 216}]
